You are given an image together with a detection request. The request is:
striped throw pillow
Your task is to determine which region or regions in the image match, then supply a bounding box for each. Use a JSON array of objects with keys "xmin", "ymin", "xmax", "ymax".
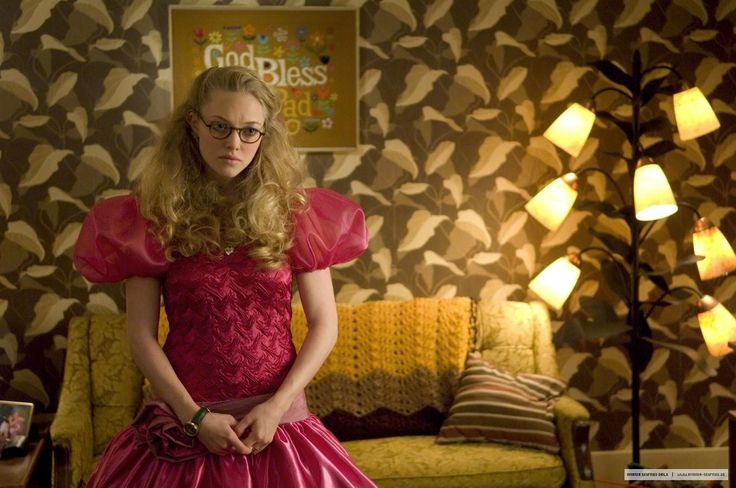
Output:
[{"xmin": 436, "ymin": 354, "xmax": 567, "ymax": 453}]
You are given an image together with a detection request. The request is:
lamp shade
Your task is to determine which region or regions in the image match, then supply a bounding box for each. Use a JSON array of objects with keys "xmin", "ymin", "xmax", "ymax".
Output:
[
  {"xmin": 693, "ymin": 217, "xmax": 736, "ymax": 280},
  {"xmin": 633, "ymin": 162, "xmax": 678, "ymax": 221},
  {"xmin": 529, "ymin": 255, "xmax": 581, "ymax": 310},
  {"xmin": 697, "ymin": 295, "xmax": 736, "ymax": 356},
  {"xmin": 543, "ymin": 103, "xmax": 596, "ymax": 157},
  {"xmin": 673, "ymin": 87, "xmax": 720, "ymax": 141},
  {"xmin": 525, "ymin": 173, "xmax": 579, "ymax": 231}
]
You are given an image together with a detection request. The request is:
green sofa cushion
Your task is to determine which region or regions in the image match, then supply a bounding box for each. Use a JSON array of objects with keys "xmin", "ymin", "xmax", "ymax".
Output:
[{"xmin": 342, "ymin": 435, "xmax": 566, "ymax": 488}]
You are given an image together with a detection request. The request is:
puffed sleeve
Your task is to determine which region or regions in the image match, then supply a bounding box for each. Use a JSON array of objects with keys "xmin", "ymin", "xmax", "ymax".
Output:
[
  {"xmin": 289, "ymin": 187, "xmax": 368, "ymax": 273},
  {"xmin": 73, "ymin": 195, "xmax": 170, "ymax": 283}
]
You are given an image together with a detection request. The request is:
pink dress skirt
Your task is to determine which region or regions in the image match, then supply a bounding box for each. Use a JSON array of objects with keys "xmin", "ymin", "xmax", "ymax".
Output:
[{"xmin": 87, "ymin": 393, "xmax": 375, "ymax": 487}]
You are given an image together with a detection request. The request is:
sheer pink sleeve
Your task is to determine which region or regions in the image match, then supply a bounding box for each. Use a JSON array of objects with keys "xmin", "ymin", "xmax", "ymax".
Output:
[
  {"xmin": 289, "ymin": 188, "xmax": 368, "ymax": 273},
  {"xmin": 73, "ymin": 195, "xmax": 169, "ymax": 283}
]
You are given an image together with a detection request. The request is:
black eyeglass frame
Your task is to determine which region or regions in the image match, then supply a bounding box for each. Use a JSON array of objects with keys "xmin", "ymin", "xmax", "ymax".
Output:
[{"xmin": 193, "ymin": 110, "xmax": 265, "ymax": 144}]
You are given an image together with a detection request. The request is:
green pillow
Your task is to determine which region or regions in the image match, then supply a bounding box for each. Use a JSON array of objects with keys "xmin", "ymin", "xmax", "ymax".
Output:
[{"xmin": 436, "ymin": 353, "xmax": 566, "ymax": 453}]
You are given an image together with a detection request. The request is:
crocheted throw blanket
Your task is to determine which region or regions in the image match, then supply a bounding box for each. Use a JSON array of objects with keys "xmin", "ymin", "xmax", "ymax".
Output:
[{"xmin": 291, "ymin": 297, "xmax": 472, "ymax": 437}]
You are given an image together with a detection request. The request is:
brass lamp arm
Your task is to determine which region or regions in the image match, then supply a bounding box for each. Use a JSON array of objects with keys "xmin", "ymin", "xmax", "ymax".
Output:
[
  {"xmin": 645, "ymin": 285, "xmax": 703, "ymax": 318},
  {"xmin": 576, "ymin": 167, "xmax": 628, "ymax": 207},
  {"xmin": 639, "ymin": 221, "xmax": 656, "ymax": 246},
  {"xmin": 638, "ymin": 200, "xmax": 702, "ymax": 245},
  {"xmin": 578, "ymin": 245, "xmax": 632, "ymax": 305},
  {"xmin": 579, "ymin": 245, "xmax": 627, "ymax": 264},
  {"xmin": 675, "ymin": 200, "xmax": 703, "ymax": 219},
  {"xmin": 640, "ymin": 64, "xmax": 685, "ymax": 85},
  {"xmin": 591, "ymin": 86, "xmax": 633, "ymax": 108}
]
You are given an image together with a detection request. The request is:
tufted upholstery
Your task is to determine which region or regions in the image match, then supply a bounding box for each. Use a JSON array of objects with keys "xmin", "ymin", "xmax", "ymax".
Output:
[
  {"xmin": 475, "ymin": 300, "xmax": 559, "ymax": 375},
  {"xmin": 88, "ymin": 314, "xmax": 143, "ymax": 454}
]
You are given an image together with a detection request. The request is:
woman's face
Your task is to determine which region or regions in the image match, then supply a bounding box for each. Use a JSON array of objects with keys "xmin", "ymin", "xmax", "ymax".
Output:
[{"xmin": 190, "ymin": 89, "xmax": 266, "ymax": 185}]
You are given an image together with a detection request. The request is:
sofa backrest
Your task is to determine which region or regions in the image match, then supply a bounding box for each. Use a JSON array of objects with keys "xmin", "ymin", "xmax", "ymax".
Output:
[{"xmin": 78, "ymin": 298, "xmax": 558, "ymax": 452}]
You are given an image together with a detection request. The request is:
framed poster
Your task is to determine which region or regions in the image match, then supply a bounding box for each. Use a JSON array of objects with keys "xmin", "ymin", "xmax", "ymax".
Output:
[{"xmin": 170, "ymin": 6, "xmax": 358, "ymax": 152}]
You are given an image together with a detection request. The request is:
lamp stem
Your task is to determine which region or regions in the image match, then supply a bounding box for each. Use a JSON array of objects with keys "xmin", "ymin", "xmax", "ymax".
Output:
[
  {"xmin": 630, "ymin": 215, "xmax": 642, "ymax": 466},
  {"xmin": 629, "ymin": 49, "xmax": 643, "ymax": 467}
]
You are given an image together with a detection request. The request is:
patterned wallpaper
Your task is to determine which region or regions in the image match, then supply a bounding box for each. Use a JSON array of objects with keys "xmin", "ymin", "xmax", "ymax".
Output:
[{"xmin": 1, "ymin": 0, "xmax": 735, "ymax": 453}]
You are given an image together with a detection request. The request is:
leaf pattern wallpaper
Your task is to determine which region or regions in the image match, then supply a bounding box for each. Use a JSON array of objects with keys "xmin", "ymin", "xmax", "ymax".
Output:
[{"xmin": 0, "ymin": 0, "xmax": 735, "ymax": 453}]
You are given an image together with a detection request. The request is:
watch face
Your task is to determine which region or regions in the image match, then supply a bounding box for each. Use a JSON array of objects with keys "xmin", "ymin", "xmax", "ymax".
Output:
[{"xmin": 184, "ymin": 422, "xmax": 198, "ymax": 437}]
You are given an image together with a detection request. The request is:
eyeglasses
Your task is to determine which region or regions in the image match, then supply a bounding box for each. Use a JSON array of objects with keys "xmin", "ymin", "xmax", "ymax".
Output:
[{"xmin": 194, "ymin": 111, "xmax": 265, "ymax": 144}]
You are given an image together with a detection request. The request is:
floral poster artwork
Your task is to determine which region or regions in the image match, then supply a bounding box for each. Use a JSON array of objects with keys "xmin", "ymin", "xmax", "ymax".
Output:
[{"xmin": 170, "ymin": 7, "xmax": 358, "ymax": 151}]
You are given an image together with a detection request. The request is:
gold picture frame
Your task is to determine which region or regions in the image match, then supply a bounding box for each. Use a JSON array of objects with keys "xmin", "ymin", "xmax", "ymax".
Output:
[{"xmin": 169, "ymin": 6, "xmax": 359, "ymax": 152}]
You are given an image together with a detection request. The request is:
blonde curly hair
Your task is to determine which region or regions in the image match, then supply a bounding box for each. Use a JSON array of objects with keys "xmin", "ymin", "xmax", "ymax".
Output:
[{"xmin": 136, "ymin": 66, "xmax": 306, "ymax": 269}]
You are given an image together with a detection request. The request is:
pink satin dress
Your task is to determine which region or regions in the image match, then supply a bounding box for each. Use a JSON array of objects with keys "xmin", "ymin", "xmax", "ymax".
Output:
[{"xmin": 73, "ymin": 188, "xmax": 376, "ymax": 488}]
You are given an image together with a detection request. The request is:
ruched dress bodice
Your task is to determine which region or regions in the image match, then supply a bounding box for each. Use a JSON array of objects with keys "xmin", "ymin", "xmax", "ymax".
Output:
[{"xmin": 162, "ymin": 250, "xmax": 296, "ymax": 401}]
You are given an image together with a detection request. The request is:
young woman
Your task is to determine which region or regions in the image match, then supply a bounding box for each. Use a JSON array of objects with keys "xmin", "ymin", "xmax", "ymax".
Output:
[{"xmin": 74, "ymin": 66, "xmax": 375, "ymax": 487}]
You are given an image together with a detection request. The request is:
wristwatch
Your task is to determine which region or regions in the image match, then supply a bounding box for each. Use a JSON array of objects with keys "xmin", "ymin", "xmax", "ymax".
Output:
[{"xmin": 183, "ymin": 406, "xmax": 210, "ymax": 437}]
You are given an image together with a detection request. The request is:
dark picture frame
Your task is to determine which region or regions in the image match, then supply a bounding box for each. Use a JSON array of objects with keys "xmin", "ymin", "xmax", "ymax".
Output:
[{"xmin": 0, "ymin": 400, "xmax": 34, "ymax": 450}]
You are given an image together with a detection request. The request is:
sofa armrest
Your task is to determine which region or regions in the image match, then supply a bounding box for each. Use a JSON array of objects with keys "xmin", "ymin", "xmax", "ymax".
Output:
[
  {"xmin": 50, "ymin": 316, "xmax": 94, "ymax": 488},
  {"xmin": 51, "ymin": 406, "xmax": 93, "ymax": 488},
  {"xmin": 51, "ymin": 438, "xmax": 73, "ymax": 488},
  {"xmin": 554, "ymin": 395, "xmax": 594, "ymax": 488}
]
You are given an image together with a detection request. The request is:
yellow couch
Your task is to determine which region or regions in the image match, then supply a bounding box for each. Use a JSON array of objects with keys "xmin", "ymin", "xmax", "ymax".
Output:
[{"xmin": 50, "ymin": 298, "xmax": 594, "ymax": 488}]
